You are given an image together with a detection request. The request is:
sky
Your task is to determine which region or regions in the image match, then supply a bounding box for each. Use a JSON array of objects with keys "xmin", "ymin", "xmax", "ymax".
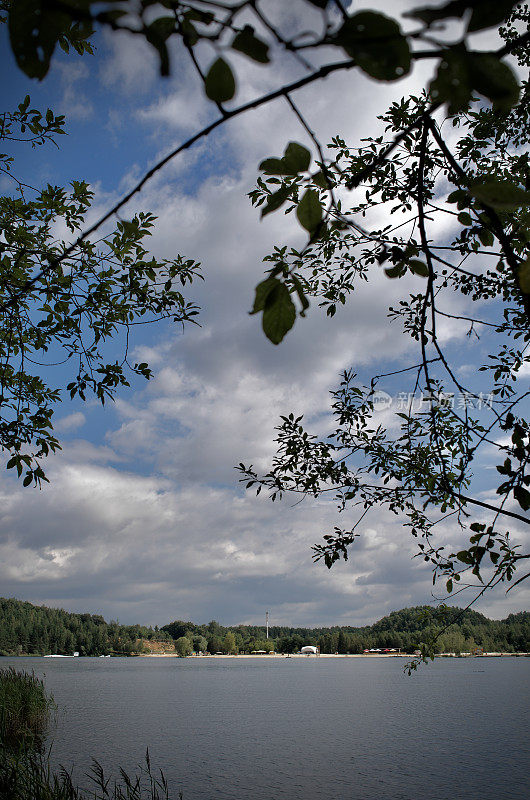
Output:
[{"xmin": 0, "ymin": 0, "xmax": 529, "ymax": 628}]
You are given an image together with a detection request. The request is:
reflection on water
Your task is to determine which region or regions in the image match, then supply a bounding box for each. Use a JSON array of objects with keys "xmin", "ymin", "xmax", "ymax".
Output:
[{"xmin": 1, "ymin": 656, "xmax": 528, "ymax": 800}]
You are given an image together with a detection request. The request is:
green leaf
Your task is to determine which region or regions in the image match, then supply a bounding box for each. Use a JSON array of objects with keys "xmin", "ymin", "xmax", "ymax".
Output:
[
  {"xmin": 431, "ymin": 47, "xmax": 519, "ymax": 113},
  {"xmin": 405, "ymin": 1, "xmax": 468, "ymax": 26},
  {"xmin": 430, "ymin": 49, "xmax": 472, "ymax": 114},
  {"xmin": 336, "ymin": 12, "xmax": 411, "ymax": 81},
  {"xmin": 517, "ymin": 258, "xmax": 530, "ymax": 294},
  {"xmin": 259, "ymin": 157, "xmax": 297, "ymax": 176},
  {"xmin": 291, "ymin": 274, "xmax": 310, "ymax": 315},
  {"xmin": 250, "ymin": 277, "xmax": 279, "ymax": 314},
  {"xmin": 259, "ymin": 143, "xmax": 310, "ymax": 176},
  {"xmin": 469, "ymin": 179, "xmax": 530, "ymax": 211},
  {"xmin": 468, "ymin": 1, "xmax": 520, "ymax": 32},
  {"xmin": 282, "ymin": 142, "xmax": 311, "ymax": 173},
  {"xmin": 312, "ymin": 171, "xmax": 331, "ymax": 190},
  {"xmin": 296, "ymin": 189, "xmax": 322, "ymax": 233},
  {"xmin": 470, "ymin": 522, "xmax": 486, "ymax": 532},
  {"xmin": 184, "ymin": 9, "xmax": 214, "ymax": 24},
  {"xmin": 204, "ymin": 58, "xmax": 236, "ymax": 103},
  {"xmin": 180, "ymin": 18, "xmax": 199, "ymax": 46},
  {"xmin": 514, "ymin": 485, "xmax": 530, "ymax": 511},
  {"xmin": 478, "ymin": 228, "xmax": 494, "ymax": 248},
  {"xmin": 145, "ymin": 18, "xmax": 174, "ymax": 75},
  {"xmin": 262, "ymin": 281, "xmax": 296, "ymax": 344},
  {"xmin": 8, "ymin": 0, "xmax": 65, "ymax": 79},
  {"xmin": 409, "ymin": 259, "xmax": 429, "ymax": 277},
  {"xmin": 456, "ymin": 550, "xmax": 473, "ymax": 564},
  {"xmin": 468, "ymin": 55, "xmax": 519, "ymax": 111},
  {"xmin": 261, "ymin": 187, "xmax": 291, "ymax": 218},
  {"xmin": 446, "ymin": 579, "xmax": 453, "ymax": 593},
  {"xmin": 458, "ymin": 212, "xmax": 473, "ymax": 226},
  {"xmin": 447, "ymin": 189, "xmax": 466, "ymax": 204},
  {"xmin": 384, "ymin": 264, "xmax": 405, "ymax": 278},
  {"xmin": 232, "ymin": 26, "xmax": 270, "ymax": 63},
  {"xmin": 146, "ymin": 17, "xmax": 175, "ymax": 42},
  {"xmin": 408, "ymin": 0, "xmax": 518, "ymax": 30}
]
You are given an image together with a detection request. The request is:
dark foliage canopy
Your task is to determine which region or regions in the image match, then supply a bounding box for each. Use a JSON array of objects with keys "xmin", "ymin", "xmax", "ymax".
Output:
[{"xmin": 1, "ymin": 597, "xmax": 528, "ymax": 658}]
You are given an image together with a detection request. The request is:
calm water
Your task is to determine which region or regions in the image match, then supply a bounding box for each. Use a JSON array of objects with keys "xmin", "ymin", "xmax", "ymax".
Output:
[{"xmin": 2, "ymin": 656, "xmax": 529, "ymax": 799}]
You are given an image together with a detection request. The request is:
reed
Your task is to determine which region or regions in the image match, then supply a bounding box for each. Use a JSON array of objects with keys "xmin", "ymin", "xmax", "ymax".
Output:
[
  {"xmin": 0, "ymin": 670, "xmax": 178, "ymax": 799},
  {"xmin": 0, "ymin": 668, "xmax": 55, "ymax": 750},
  {"xmin": 0, "ymin": 749, "xmax": 177, "ymax": 800}
]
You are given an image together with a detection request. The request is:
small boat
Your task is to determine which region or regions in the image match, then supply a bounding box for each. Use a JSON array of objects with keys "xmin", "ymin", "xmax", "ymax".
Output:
[{"xmin": 44, "ymin": 651, "xmax": 79, "ymax": 658}]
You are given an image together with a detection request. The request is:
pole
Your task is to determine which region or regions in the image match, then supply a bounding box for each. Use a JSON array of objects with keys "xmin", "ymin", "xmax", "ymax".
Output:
[{"xmin": 266, "ymin": 611, "xmax": 269, "ymax": 640}]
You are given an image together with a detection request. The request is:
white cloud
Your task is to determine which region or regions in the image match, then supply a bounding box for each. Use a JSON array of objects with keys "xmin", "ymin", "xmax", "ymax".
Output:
[
  {"xmin": 2, "ymin": 0, "xmax": 527, "ymax": 628},
  {"xmin": 54, "ymin": 412, "xmax": 86, "ymax": 433},
  {"xmin": 53, "ymin": 61, "xmax": 94, "ymax": 121},
  {"xmin": 0, "ymin": 452, "xmax": 451, "ymax": 626}
]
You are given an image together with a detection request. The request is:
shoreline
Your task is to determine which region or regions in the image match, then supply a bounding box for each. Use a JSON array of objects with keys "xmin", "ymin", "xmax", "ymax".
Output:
[
  {"xmin": 3, "ymin": 652, "xmax": 528, "ymax": 659},
  {"xmin": 138, "ymin": 653, "xmax": 409, "ymax": 659},
  {"xmin": 135, "ymin": 651, "xmax": 529, "ymax": 659}
]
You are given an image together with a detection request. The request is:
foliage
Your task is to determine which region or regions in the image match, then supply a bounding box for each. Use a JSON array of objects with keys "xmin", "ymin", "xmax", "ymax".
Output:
[
  {"xmin": 237, "ymin": 7, "xmax": 530, "ymax": 623},
  {"xmin": 223, "ymin": 630, "xmax": 238, "ymax": 654},
  {"xmin": 0, "ymin": 90, "xmax": 201, "ymax": 487},
  {"xmin": 164, "ymin": 605, "xmax": 530, "ymax": 655},
  {"xmin": 174, "ymin": 636, "xmax": 192, "ymax": 657},
  {"xmin": 192, "ymin": 635, "xmax": 208, "ymax": 653},
  {"xmin": 2, "ymin": 597, "xmax": 529, "ymax": 660},
  {"xmin": 0, "ymin": 597, "xmax": 169, "ymax": 656},
  {"xmin": 0, "ymin": 668, "xmax": 55, "ymax": 750}
]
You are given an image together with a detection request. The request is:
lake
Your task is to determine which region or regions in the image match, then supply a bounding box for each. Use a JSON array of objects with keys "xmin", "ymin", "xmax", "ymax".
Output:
[{"xmin": 1, "ymin": 656, "xmax": 529, "ymax": 799}]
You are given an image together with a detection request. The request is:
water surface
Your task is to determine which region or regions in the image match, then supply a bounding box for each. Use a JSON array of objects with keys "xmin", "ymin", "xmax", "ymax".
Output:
[{"xmin": 2, "ymin": 656, "xmax": 528, "ymax": 800}]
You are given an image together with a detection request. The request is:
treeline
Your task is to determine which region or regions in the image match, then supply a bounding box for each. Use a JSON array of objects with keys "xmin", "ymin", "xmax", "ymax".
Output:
[
  {"xmin": 163, "ymin": 606, "xmax": 530, "ymax": 655},
  {"xmin": 0, "ymin": 598, "xmax": 170, "ymax": 656},
  {"xmin": 0, "ymin": 598, "xmax": 528, "ymax": 657}
]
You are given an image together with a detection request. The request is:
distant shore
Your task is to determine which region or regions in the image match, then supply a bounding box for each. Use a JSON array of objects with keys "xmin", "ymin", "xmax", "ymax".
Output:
[
  {"xmin": 137, "ymin": 651, "xmax": 529, "ymax": 659},
  {"xmin": 138, "ymin": 653, "xmax": 408, "ymax": 659},
  {"xmin": 2, "ymin": 651, "xmax": 528, "ymax": 659}
]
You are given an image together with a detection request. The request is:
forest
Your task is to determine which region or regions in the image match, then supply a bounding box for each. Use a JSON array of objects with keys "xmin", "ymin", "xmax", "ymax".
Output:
[{"xmin": 0, "ymin": 597, "xmax": 528, "ymax": 657}]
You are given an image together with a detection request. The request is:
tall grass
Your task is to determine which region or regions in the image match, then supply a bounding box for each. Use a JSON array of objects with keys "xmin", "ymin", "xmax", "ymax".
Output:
[{"xmin": 0, "ymin": 668, "xmax": 55, "ymax": 750}]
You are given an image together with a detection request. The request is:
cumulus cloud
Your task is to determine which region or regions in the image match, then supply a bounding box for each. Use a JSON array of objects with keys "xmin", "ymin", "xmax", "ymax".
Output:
[
  {"xmin": 53, "ymin": 61, "xmax": 95, "ymax": 121},
  {"xmin": 54, "ymin": 412, "xmax": 87, "ymax": 433},
  {"xmin": 0, "ymin": 450, "xmax": 448, "ymax": 626},
  {"xmin": 2, "ymin": 0, "xmax": 527, "ymax": 627}
]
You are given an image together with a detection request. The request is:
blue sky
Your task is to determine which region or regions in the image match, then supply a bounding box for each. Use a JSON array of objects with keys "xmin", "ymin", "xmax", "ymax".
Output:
[{"xmin": 0, "ymin": 1, "xmax": 528, "ymax": 628}]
